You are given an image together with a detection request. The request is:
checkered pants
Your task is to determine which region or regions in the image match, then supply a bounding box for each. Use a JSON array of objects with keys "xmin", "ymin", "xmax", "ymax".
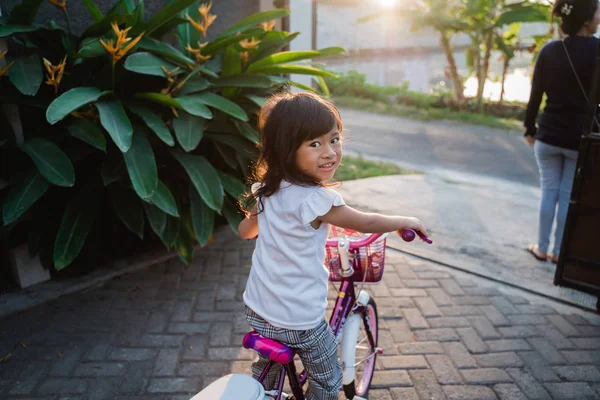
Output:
[{"xmin": 245, "ymin": 307, "xmax": 342, "ymax": 400}]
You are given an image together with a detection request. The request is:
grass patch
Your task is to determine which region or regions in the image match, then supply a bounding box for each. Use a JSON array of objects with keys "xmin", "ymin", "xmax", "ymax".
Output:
[
  {"xmin": 334, "ymin": 155, "xmax": 420, "ymax": 181},
  {"xmin": 333, "ymin": 96, "xmax": 522, "ymax": 131}
]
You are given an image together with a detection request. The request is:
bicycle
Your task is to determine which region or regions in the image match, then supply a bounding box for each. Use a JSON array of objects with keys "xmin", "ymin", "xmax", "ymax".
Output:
[{"xmin": 191, "ymin": 227, "xmax": 432, "ymax": 400}]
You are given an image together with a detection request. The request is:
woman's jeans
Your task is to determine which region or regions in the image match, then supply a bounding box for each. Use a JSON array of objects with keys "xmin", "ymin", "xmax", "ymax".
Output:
[{"xmin": 533, "ymin": 140, "xmax": 579, "ymax": 256}]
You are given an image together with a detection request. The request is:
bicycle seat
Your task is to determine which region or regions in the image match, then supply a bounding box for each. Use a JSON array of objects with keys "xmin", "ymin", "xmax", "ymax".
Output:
[
  {"xmin": 243, "ymin": 331, "xmax": 295, "ymax": 364},
  {"xmin": 190, "ymin": 374, "xmax": 267, "ymax": 400}
]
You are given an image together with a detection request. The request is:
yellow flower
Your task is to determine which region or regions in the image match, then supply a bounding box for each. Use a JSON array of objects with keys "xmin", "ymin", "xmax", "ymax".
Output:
[
  {"xmin": 100, "ymin": 21, "xmax": 144, "ymax": 65},
  {"xmin": 186, "ymin": 2, "xmax": 217, "ymax": 38},
  {"xmin": 48, "ymin": 0, "xmax": 66, "ymax": 12},
  {"xmin": 198, "ymin": 1, "xmax": 212, "ymax": 19},
  {"xmin": 259, "ymin": 20, "xmax": 276, "ymax": 31},
  {"xmin": 239, "ymin": 38, "xmax": 260, "ymax": 50},
  {"xmin": 43, "ymin": 56, "xmax": 67, "ymax": 95},
  {"xmin": 0, "ymin": 51, "xmax": 14, "ymax": 77},
  {"xmin": 185, "ymin": 42, "xmax": 211, "ymax": 64}
]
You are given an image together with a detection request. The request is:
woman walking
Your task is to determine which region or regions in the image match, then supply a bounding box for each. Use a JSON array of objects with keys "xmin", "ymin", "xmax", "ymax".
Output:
[{"xmin": 525, "ymin": 0, "xmax": 600, "ymax": 263}]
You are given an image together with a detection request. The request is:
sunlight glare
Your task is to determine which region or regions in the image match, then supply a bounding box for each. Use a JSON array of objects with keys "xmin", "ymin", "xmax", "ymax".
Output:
[{"xmin": 379, "ymin": 0, "xmax": 398, "ymax": 8}]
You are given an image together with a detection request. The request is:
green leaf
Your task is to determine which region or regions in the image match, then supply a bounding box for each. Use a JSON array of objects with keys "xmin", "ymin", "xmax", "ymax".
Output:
[
  {"xmin": 162, "ymin": 214, "xmax": 180, "ymax": 248},
  {"xmin": 232, "ymin": 120, "xmax": 259, "ymax": 143},
  {"xmin": 222, "ymin": 9, "xmax": 290, "ymax": 36},
  {"xmin": 8, "ymin": 54, "xmax": 43, "ymax": 96},
  {"xmin": 218, "ymin": 171, "xmax": 245, "ymax": 199},
  {"xmin": 126, "ymin": 103, "xmax": 175, "ymax": 146},
  {"xmin": 133, "ymin": 0, "xmax": 145, "ymax": 25},
  {"xmin": 95, "ymin": 99, "xmax": 134, "ymax": 152},
  {"xmin": 53, "ymin": 182, "xmax": 103, "ymax": 270},
  {"xmin": 124, "ymin": 130, "xmax": 158, "ymax": 200},
  {"xmin": 173, "ymin": 111, "xmax": 204, "ymax": 152},
  {"xmin": 201, "ymin": 29, "xmax": 263, "ymax": 56},
  {"xmin": 316, "ymin": 76, "xmax": 330, "ymax": 98},
  {"xmin": 222, "ymin": 197, "xmax": 242, "ymax": 235},
  {"xmin": 8, "ymin": 0, "xmax": 44, "ymax": 24},
  {"xmin": 247, "ymin": 48, "xmax": 345, "ymax": 72},
  {"xmin": 213, "ymin": 74, "xmax": 272, "ymax": 88},
  {"xmin": 101, "ymin": 147, "xmax": 126, "ymax": 185},
  {"xmin": 135, "ymin": 92, "xmax": 183, "ymax": 109},
  {"xmin": 135, "ymin": 0, "xmax": 197, "ymax": 36},
  {"xmin": 82, "ymin": 0, "xmax": 104, "ymax": 21},
  {"xmin": 2, "ymin": 171, "xmax": 50, "ymax": 225},
  {"xmin": 143, "ymin": 202, "xmax": 167, "ymax": 240},
  {"xmin": 148, "ymin": 180, "xmax": 179, "ymax": 217},
  {"xmin": 289, "ymin": 81, "xmax": 317, "ymax": 93},
  {"xmin": 496, "ymin": 4, "xmax": 549, "ymax": 27},
  {"xmin": 77, "ymin": 37, "xmax": 106, "ymax": 58},
  {"xmin": 20, "ymin": 138, "xmax": 75, "ymax": 187},
  {"xmin": 123, "ymin": 0, "xmax": 136, "ymax": 12},
  {"xmin": 189, "ymin": 186, "xmax": 214, "ymax": 246},
  {"xmin": 67, "ymin": 119, "xmax": 107, "ymax": 151},
  {"xmin": 110, "ymin": 185, "xmax": 145, "ymax": 239},
  {"xmin": 137, "ymin": 37, "xmax": 195, "ymax": 66},
  {"xmin": 250, "ymin": 31, "xmax": 299, "ymax": 64},
  {"xmin": 150, "ymin": 16, "xmax": 188, "ymax": 38},
  {"xmin": 186, "ymin": 92, "xmax": 248, "ymax": 121},
  {"xmin": 245, "ymin": 94, "xmax": 266, "ymax": 107},
  {"xmin": 82, "ymin": 13, "xmax": 133, "ymax": 38},
  {"xmin": 47, "ymin": 87, "xmax": 108, "ymax": 125},
  {"xmin": 175, "ymin": 204, "xmax": 195, "ymax": 265},
  {"xmin": 0, "ymin": 25, "xmax": 37, "ymax": 37},
  {"xmin": 172, "ymin": 152, "xmax": 223, "ymax": 212},
  {"xmin": 221, "ymin": 45, "xmax": 242, "ymax": 77},
  {"xmin": 176, "ymin": 96, "xmax": 213, "ymax": 119},
  {"xmin": 214, "ymin": 142, "xmax": 238, "ymax": 169},
  {"xmin": 250, "ymin": 64, "xmax": 337, "ymax": 77},
  {"xmin": 177, "ymin": 76, "xmax": 211, "ymax": 96},
  {"xmin": 124, "ymin": 52, "xmax": 181, "ymax": 77},
  {"xmin": 177, "ymin": 2, "xmax": 201, "ymax": 57},
  {"xmin": 207, "ymin": 132, "xmax": 256, "ymax": 155}
]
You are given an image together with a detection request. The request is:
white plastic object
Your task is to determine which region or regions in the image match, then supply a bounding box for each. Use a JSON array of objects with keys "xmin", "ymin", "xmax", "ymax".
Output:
[
  {"xmin": 340, "ymin": 312, "xmax": 361, "ymax": 385},
  {"xmin": 189, "ymin": 374, "xmax": 268, "ymax": 400},
  {"xmin": 356, "ymin": 290, "xmax": 371, "ymax": 307},
  {"xmin": 338, "ymin": 236, "xmax": 353, "ymax": 277}
]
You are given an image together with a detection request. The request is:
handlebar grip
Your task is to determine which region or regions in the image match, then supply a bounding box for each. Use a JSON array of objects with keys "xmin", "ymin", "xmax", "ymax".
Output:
[{"xmin": 400, "ymin": 229, "xmax": 433, "ymax": 244}]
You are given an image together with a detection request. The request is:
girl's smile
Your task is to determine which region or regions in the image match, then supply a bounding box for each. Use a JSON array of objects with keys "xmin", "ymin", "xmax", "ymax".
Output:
[{"xmin": 295, "ymin": 124, "xmax": 342, "ymax": 183}]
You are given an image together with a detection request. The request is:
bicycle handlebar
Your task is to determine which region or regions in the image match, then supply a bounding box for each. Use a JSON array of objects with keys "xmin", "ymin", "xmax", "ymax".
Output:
[{"xmin": 326, "ymin": 229, "xmax": 432, "ymax": 248}]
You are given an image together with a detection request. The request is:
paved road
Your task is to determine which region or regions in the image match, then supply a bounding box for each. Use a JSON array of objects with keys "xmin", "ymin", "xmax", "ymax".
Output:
[
  {"xmin": 1, "ymin": 228, "xmax": 599, "ymax": 399},
  {"xmin": 340, "ymin": 109, "xmax": 540, "ymax": 187}
]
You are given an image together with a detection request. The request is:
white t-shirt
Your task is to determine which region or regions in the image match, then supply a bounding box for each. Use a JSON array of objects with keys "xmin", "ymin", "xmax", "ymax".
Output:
[{"xmin": 243, "ymin": 181, "xmax": 345, "ymax": 330}]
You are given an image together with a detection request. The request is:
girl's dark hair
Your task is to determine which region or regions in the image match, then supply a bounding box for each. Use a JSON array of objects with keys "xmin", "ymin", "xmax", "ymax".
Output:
[
  {"xmin": 244, "ymin": 90, "xmax": 342, "ymax": 213},
  {"xmin": 553, "ymin": 0, "xmax": 598, "ymax": 36}
]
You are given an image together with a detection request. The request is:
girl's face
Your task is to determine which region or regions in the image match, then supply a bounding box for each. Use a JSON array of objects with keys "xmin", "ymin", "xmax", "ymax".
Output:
[
  {"xmin": 295, "ymin": 124, "xmax": 342, "ymax": 183},
  {"xmin": 584, "ymin": 3, "xmax": 600, "ymax": 35}
]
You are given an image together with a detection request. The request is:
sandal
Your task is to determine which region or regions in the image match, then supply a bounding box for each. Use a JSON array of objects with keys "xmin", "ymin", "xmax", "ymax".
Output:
[
  {"xmin": 527, "ymin": 244, "xmax": 547, "ymax": 261},
  {"xmin": 549, "ymin": 253, "xmax": 559, "ymax": 264}
]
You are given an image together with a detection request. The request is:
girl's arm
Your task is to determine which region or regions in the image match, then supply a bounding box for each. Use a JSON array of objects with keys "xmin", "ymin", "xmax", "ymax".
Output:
[
  {"xmin": 238, "ymin": 204, "xmax": 259, "ymax": 239},
  {"xmin": 319, "ymin": 204, "xmax": 428, "ymax": 237}
]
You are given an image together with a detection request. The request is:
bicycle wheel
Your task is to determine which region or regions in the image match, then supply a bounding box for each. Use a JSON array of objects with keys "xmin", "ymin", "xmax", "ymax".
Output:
[{"xmin": 343, "ymin": 297, "xmax": 378, "ymax": 399}]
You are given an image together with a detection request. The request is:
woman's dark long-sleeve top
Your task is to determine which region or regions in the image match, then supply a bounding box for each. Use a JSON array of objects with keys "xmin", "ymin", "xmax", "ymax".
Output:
[{"xmin": 524, "ymin": 36, "xmax": 598, "ymax": 150}]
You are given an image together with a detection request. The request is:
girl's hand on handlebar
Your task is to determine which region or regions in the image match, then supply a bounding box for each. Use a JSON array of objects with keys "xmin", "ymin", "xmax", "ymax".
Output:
[{"xmin": 398, "ymin": 217, "xmax": 430, "ymax": 242}]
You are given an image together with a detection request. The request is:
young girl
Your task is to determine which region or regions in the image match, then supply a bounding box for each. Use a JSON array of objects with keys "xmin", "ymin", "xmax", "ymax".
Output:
[{"xmin": 238, "ymin": 91, "xmax": 429, "ymax": 400}]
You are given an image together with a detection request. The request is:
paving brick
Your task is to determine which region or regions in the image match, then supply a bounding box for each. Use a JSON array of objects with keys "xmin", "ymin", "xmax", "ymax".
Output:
[
  {"xmin": 427, "ymin": 317, "xmax": 470, "ymax": 328},
  {"xmin": 397, "ymin": 341, "xmax": 444, "ymax": 355},
  {"xmin": 379, "ymin": 355, "xmax": 429, "ymax": 369},
  {"xmin": 443, "ymin": 385, "xmax": 497, "ymax": 400},
  {"xmin": 541, "ymin": 325, "xmax": 575, "ymax": 350},
  {"xmin": 7, "ymin": 362, "xmax": 48, "ymax": 395},
  {"xmin": 167, "ymin": 322, "xmax": 210, "ymax": 334},
  {"xmin": 177, "ymin": 362, "xmax": 231, "ymax": 377},
  {"xmin": 456, "ymin": 327, "xmax": 488, "ymax": 354},
  {"xmin": 526, "ymin": 338, "xmax": 567, "ymax": 365},
  {"xmin": 441, "ymin": 306, "xmax": 482, "ymax": 317},
  {"xmin": 546, "ymin": 315, "xmax": 581, "ymax": 337},
  {"xmin": 389, "ymin": 288, "xmax": 428, "ymax": 297},
  {"xmin": 461, "ymin": 368, "xmax": 512, "ymax": 385},
  {"xmin": 517, "ymin": 352, "xmax": 560, "ymax": 382},
  {"xmin": 49, "ymin": 348, "xmax": 84, "ymax": 377},
  {"xmin": 73, "ymin": 362, "xmax": 126, "ymax": 377},
  {"xmin": 577, "ymin": 325, "xmax": 600, "ymax": 337},
  {"xmin": 463, "ymin": 286, "xmax": 501, "ymax": 296},
  {"xmin": 427, "ymin": 288, "xmax": 454, "ymax": 306},
  {"xmin": 453, "ymin": 296, "xmax": 491, "ymax": 306},
  {"xmin": 493, "ymin": 383, "xmax": 528, "ymax": 400},
  {"xmin": 486, "ymin": 339, "xmax": 531, "ymax": 352},
  {"xmin": 506, "ymin": 314, "xmax": 548, "ymax": 325},
  {"xmin": 88, "ymin": 377, "xmax": 122, "ymax": 400},
  {"xmin": 137, "ymin": 334, "xmax": 184, "ymax": 348},
  {"xmin": 408, "ymin": 370, "xmax": 445, "ymax": 400},
  {"xmin": 491, "ymin": 297, "xmax": 519, "ymax": 315},
  {"xmin": 438, "ymin": 279, "xmax": 465, "ymax": 296},
  {"xmin": 442, "ymin": 342, "xmax": 477, "ymax": 369},
  {"xmin": 207, "ymin": 347, "xmax": 254, "ymax": 361},
  {"xmin": 414, "ymin": 297, "xmax": 442, "ymax": 317},
  {"xmin": 146, "ymin": 378, "xmax": 198, "ymax": 393},
  {"xmin": 109, "ymin": 348, "xmax": 156, "ymax": 361},
  {"xmin": 426, "ymin": 354, "xmax": 463, "ymax": 384},
  {"xmin": 370, "ymin": 370, "xmax": 412, "ymax": 388},
  {"xmin": 182, "ymin": 335, "xmax": 208, "ymax": 360},
  {"xmin": 479, "ymin": 305, "xmax": 510, "ymax": 326},
  {"xmin": 83, "ymin": 344, "xmax": 111, "ymax": 361},
  {"xmin": 171, "ymin": 300, "xmax": 194, "ymax": 322},
  {"xmin": 37, "ymin": 379, "xmax": 88, "ymax": 394},
  {"xmin": 564, "ymin": 314, "xmax": 590, "ymax": 325},
  {"xmin": 402, "ymin": 308, "xmax": 429, "ymax": 329},
  {"xmin": 417, "ymin": 271, "xmax": 451, "ymax": 279},
  {"xmin": 119, "ymin": 360, "xmax": 152, "ymax": 394},
  {"xmin": 385, "ymin": 319, "xmax": 415, "ymax": 342},
  {"xmin": 474, "ymin": 352, "xmax": 523, "ymax": 368},
  {"xmin": 368, "ymin": 389, "xmax": 394, "ymax": 400},
  {"xmin": 572, "ymin": 338, "xmax": 600, "ymax": 349},
  {"xmin": 498, "ymin": 325, "xmax": 540, "ymax": 339},
  {"xmin": 553, "ymin": 365, "xmax": 600, "ymax": 382},
  {"xmin": 515, "ymin": 304, "xmax": 556, "ymax": 315},
  {"xmin": 562, "ymin": 350, "xmax": 600, "ymax": 365},
  {"xmin": 395, "ymin": 265, "xmax": 418, "ymax": 280},
  {"xmin": 389, "ymin": 387, "xmax": 419, "ymax": 400},
  {"xmin": 506, "ymin": 368, "xmax": 551, "ymax": 399},
  {"xmin": 153, "ymin": 349, "xmax": 179, "ymax": 376},
  {"xmin": 209, "ymin": 323, "xmax": 233, "ymax": 346},
  {"xmin": 415, "ymin": 328, "xmax": 459, "ymax": 342},
  {"xmin": 467, "ymin": 316, "xmax": 501, "ymax": 340},
  {"xmin": 402, "ymin": 279, "xmax": 440, "ymax": 288},
  {"xmin": 542, "ymin": 382, "xmax": 598, "ymax": 399}
]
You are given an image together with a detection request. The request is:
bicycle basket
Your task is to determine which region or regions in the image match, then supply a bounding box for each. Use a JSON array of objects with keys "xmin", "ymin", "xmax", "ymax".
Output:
[{"xmin": 325, "ymin": 226, "xmax": 386, "ymax": 284}]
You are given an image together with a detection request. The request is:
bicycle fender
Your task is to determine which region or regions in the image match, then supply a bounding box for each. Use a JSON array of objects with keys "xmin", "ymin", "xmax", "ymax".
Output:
[{"xmin": 340, "ymin": 312, "xmax": 362, "ymax": 385}]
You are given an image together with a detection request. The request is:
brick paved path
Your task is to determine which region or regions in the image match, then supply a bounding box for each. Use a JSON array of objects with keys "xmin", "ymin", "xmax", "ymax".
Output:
[{"xmin": 1, "ymin": 229, "xmax": 599, "ymax": 400}]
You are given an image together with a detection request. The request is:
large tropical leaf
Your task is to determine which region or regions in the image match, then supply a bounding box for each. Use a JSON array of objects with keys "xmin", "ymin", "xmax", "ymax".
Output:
[
  {"xmin": 132, "ymin": 0, "xmax": 145, "ymax": 25},
  {"xmin": 317, "ymin": 76, "xmax": 330, "ymax": 98},
  {"xmin": 110, "ymin": 185, "xmax": 145, "ymax": 239},
  {"xmin": 95, "ymin": 99, "xmax": 134, "ymax": 152},
  {"xmin": 2, "ymin": 171, "xmax": 50, "ymax": 225},
  {"xmin": 176, "ymin": 1, "xmax": 201, "ymax": 57},
  {"xmin": 249, "ymin": 64, "xmax": 337, "ymax": 77},
  {"xmin": 231, "ymin": 120, "xmax": 259, "ymax": 143},
  {"xmin": 171, "ymin": 152, "xmax": 223, "ymax": 212},
  {"xmin": 189, "ymin": 186, "xmax": 213, "ymax": 246},
  {"xmin": 135, "ymin": 92, "xmax": 183, "ymax": 109},
  {"xmin": 247, "ymin": 48, "xmax": 345, "ymax": 72},
  {"xmin": 20, "ymin": 138, "xmax": 75, "ymax": 187},
  {"xmin": 213, "ymin": 74, "xmax": 272, "ymax": 88},
  {"xmin": 8, "ymin": 54, "xmax": 43, "ymax": 96},
  {"xmin": 101, "ymin": 147, "xmax": 127, "ymax": 186},
  {"xmin": 126, "ymin": 103, "xmax": 175, "ymax": 146},
  {"xmin": 178, "ymin": 76, "xmax": 211, "ymax": 96},
  {"xmin": 47, "ymin": 87, "xmax": 108, "ymax": 125},
  {"xmin": 496, "ymin": 4, "xmax": 549, "ymax": 27},
  {"xmin": 67, "ymin": 118, "xmax": 107, "ymax": 151},
  {"xmin": 143, "ymin": 202, "xmax": 167, "ymax": 240},
  {"xmin": 185, "ymin": 92, "xmax": 248, "ymax": 121},
  {"xmin": 201, "ymin": 29, "xmax": 263, "ymax": 56},
  {"xmin": 124, "ymin": 52, "xmax": 183, "ymax": 77},
  {"xmin": 162, "ymin": 215, "xmax": 180, "ymax": 248},
  {"xmin": 221, "ymin": 9, "xmax": 290, "ymax": 37},
  {"xmin": 148, "ymin": 180, "xmax": 179, "ymax": 217},
  {"xmin": 176, "ymin": 96, "xmax": 213, "ymax": 119},
  {"xmin": 137, "ymin": 37, "xmax": 195, "ymax": 66},
  {"xmin": 0, "ymin": 24, "xmax": 37, "ymax": 38},
  {"xmin": 124, "ymin": 130, "xmax": 158, "ymax": 200},
  {"xmin": 150, "ymin": 16, "xmax": 188, "ymax": 38},
  {"xmin": 222, "ymin": 197, "xmax": 242, "ymax": 235},
  {"xmin": 7, "ymin": 0, "xmax": 44, "ymax": 24},
  {"xmin": 82, "ymin": 0, "xmax": 104, "ymax": 21},
  {"xmin": 173, "ymin": 111, "xmax": 204, "ymax": 152},
  {"xmin": 77, "ymin": 37, "xmax": 107, "ymax": 58},
  {"xmin": 250, "ymin": 31, "xmax": 299, "ymax": 64},
  {"xmin": 217, "ymin": 171, "xmax": 245, "ymax": 199},
  {"xmin": 245, "ymin": 94, "xmax": 266, "ymax": 107},
  {"xmin": 175, "ymin": 204, "xmax": 195, "ymax": 265},
  {"xmin": 134, "ymin": 0, "xmax": 197, "ymax": 35},
  {"xmin": 82, "ymin": 12, "xmax": 133, "ymax": 39}
]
